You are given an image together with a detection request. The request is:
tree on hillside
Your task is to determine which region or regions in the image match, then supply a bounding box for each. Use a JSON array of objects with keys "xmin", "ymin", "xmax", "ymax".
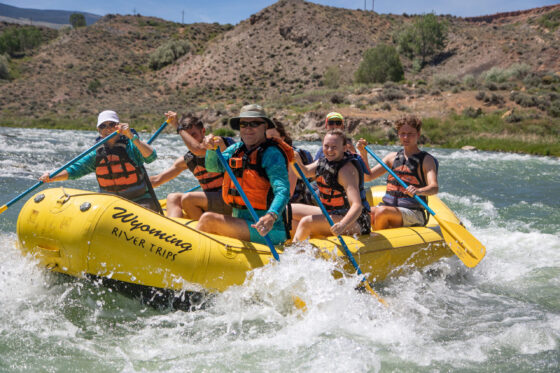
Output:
[
  {"xmin": 354, "ymin": 44, "xmax": 404, "ymax": 84},
  {"xmin": 395, "ymin": 13, "xmax": 447, "ymax": 68},
  {"xmin": 0, "ymin": 27, "xmax": 42, "ymax": 57},
  {"xmin": 69, "ymin": 13, "xmax": 86, "ymax": 28}
]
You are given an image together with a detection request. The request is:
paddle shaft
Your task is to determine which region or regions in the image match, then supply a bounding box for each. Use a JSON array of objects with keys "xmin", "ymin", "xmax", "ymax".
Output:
[
  {"xmin": 215, "ymin": 148, "xmax": 280, "ymax": 261},
  {"xmin": 1, "ymin": 130, "xmax": 121, "ymax": 212},
  {"xmin": 147, "ymin": 121, "xmax": 168, "ymax": 145},
  {"xmin": 185, "ymin": 185, "xmax": 201, "ymax": 193},
  {"xmin": 293, "ymin": 163, "xmax": 386, "ymax": 305}
]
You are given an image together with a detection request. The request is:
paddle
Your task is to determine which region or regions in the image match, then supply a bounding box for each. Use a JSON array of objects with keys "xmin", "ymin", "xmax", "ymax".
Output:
[
  {"xmin": 215, "ymin": 148, "xmax": 280, "ymax": 261},
  {"xmin": 364, "ymin": 146, "xmax": 485, "ymax": 268},
  {"xmin": 185, "ymin": 185, "xmax": 201, "ymax": 193},
  {"xmin": 0, "ymin": 130, "xmax": 121, "ymax": 215},
  {"xmin": 147, "ymin": 121, "xmax": 168, "ymax": 145},
  {"xmin": 215, "ymin": 148, "xmax": 306, "ymax": 310},
  {"xmin": 140, "ymin": 120, "xmax": 169, "ymax": 215},
  {"xmin": 292, "ymin": 163, "xmax": 387, "ymax": 305}
]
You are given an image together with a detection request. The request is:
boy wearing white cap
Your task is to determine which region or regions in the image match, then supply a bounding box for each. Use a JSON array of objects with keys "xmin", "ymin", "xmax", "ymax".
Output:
[{"xmin": 39, "ymin": 110, "xmax": 159, "ymax": 211}]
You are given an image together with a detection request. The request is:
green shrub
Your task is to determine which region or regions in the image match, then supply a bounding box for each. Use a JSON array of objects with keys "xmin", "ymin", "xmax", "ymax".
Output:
[
  {"xmin": 504, "ymin": 112, "xmax": 523, "ymax": 123},
  {"xmin": 548, "ymin": 101, "xmax": 560, "ymax": 117},
  {"xmin": 0, "ymin": 54, "xmax": 10, "ymax": 79},
  {"xmin": 379, "ymin": 88, "xmax": 405, "ymax": 101},
  {"xmin": 510, "ymin": 91, "xmax": 538, "ymax": 107},
  {"xmin": 0, "ymin": 26, "xmax": 42, "ymax": 56},
  {"xmin": 88, "ymin": 79, "xmax": 102, "ymax": 93},
  {"xmin": 432, "ymin": 74, "xmax": 459, "ymax": 90},
  {"xmin": 462, "ymin": 106, "xmax": 482, "ymax": 118},
  {"xmin": 483, "ymin": 67, "xmax": 509, "ymax": 83},
  {"xmin": 537, "ymin": 9, "xmax": 560, "ymax": 31},
  {"xmin": 322, "ymin": 65, "xmax": 341, "ymax": 89},
  {"xmin": 462, "ymin": 74, "xmax": 478, "ymax": 89},
  {"xmin": 354, "ymin": 44, "xmax": 404, "ymax": 84},
  {"xmin": 212, "ymin": 127, "xmax": 236, "ymax": 137},
  {"xmin": 148, "ymin": 39, "xmax": 191, "ymax": 70}
]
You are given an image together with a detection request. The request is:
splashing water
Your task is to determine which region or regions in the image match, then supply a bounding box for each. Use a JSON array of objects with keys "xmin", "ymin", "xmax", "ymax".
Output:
[{"xmin": 0, "ymin": 127, "xmax": 559, "ymax": 371}]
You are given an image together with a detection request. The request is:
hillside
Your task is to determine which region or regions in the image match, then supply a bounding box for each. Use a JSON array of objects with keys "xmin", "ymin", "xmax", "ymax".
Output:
[
  {"xmin": 0, "ymin": 2, "xmax": 100, "ymax": 27},
  {"xmin": 0, "ymin": 0, "xmax": 559, "ymax": 154}
]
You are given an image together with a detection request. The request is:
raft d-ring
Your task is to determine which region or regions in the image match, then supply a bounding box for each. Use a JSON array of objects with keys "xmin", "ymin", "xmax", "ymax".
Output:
[
  {"xmin": 80, "ymin": 202, "xmax": 92, "ymax": 212},
  {"xmin": 56, "ymin": 187, "xmax": 71, "ymax": 205},
  {"xmin": 34, "ymin": 194, "xmax": 45, "ymax": 203}
]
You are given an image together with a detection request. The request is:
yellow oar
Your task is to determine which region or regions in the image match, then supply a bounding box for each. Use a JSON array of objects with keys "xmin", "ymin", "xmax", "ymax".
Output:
[{"xmin": 365, "ymin": 146, "xmax": 485, "ymax": 268}]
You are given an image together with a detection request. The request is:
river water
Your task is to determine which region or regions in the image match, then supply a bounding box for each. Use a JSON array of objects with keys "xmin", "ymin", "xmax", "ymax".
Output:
[{"xmin": 0, "ymin": 127, "xmax": 559, "ymax": 372}]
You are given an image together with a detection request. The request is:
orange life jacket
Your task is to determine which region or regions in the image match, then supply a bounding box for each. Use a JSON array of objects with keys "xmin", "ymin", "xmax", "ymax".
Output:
[
  {"xmin": 222, "ymin": 138, "xmax": 294, "ymax": 210},
  {"xmin": 316, "ymin": 152, "xmax": 370, "ymax": 213},
  {"xmin": 184, "ymin": 136, "xmax": 235, "ymax": 192},
  {"xmin": 95, "ymin": 138, "xmax": 148, "ymax": 200}
]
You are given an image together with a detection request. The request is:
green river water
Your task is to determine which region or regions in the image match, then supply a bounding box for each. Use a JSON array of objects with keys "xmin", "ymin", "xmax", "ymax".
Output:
[{"xmin": 0, "ymin": 127, "xmax": 559, "ymax": 372}]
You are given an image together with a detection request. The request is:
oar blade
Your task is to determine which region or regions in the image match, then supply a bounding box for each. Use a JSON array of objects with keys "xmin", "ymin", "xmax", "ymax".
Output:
[{"xmin": 437, "ymin": 218, "xmax": 486, "ymax": 268}]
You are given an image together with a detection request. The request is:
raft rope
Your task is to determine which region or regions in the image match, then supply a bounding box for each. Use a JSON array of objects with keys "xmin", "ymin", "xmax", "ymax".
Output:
[{"xmin": 54, "ymin": 189, "xmax": 260, "ymax": 252}]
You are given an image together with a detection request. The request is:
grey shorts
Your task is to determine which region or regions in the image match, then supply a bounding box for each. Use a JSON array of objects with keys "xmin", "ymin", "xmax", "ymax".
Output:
[
  {"xmin": 329, "ymin": 208, "xmax": 372, "ymax": 235},
  {"xmin": 398, "ymin": 207, "xmax": 426, "ymax": 227},
  {"xmin": 205, "ymin": 190, "xmax": 232, "ymax": 216}
]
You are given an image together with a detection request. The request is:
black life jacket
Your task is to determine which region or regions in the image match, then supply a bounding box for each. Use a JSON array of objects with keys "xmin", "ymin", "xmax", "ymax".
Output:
[
  {"xmin": 381, "ymin": 149, "xmax": 438, "ymax": 211},
  {"xmin": 184, "ymin": 136, "xmax": 235, "ymax": 192},
  {"xmin": 315, "ymin": 152, "xmax": 370, "ymax": 213},
  {"xmin": 290, "ymin": 147, "xmax": 314, "ymax": 204},
  {"xmin": 95, "ymin": 136, "xmax": 149, "ymax": 201}
]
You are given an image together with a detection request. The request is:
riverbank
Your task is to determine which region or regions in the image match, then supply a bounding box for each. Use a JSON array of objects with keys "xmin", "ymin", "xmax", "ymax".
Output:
[{"xmin": 2, "ymin": 110, "xmax": 558, "ymax": 156}]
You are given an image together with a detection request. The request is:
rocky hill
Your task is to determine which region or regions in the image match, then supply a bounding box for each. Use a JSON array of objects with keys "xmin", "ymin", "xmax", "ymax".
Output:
[{"xmin": 0, "ymin": 0, "xmax": 559, "ymax": 149}]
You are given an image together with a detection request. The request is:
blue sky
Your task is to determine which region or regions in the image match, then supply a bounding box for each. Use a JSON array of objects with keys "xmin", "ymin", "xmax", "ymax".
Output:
[{"xmin": 2, "ymin": 1, "xmax": 558, "ymax": 24}]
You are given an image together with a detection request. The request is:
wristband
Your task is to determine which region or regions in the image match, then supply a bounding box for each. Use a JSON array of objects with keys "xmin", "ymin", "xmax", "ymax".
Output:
[
  {"xmin": 131, "ymin": 134, "xmax": 139, "ymax": 142},
  {"xmin": 267, "ymin": 211, "xmax": 278, "ymax": 221}
]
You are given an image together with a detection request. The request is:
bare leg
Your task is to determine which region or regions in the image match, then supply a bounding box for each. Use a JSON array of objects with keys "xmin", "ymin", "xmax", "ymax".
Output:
[
  {"xmin": 293, "ymin": 213, "xmax": 364, "ymax": 241},
  {"xmin": 372, "ymin": 206, "xmax": 403, "ymax": 230},
  {"xmin": 290, "ymin": 204, "xmax": 322, "ymax": 235},
  {"xmin": 166, "ymin": 192, "xmax": 185, "ymax": 218},
  {"xmin": 197, "ymin": 212, "xmax": 251, "ymax": 241},
  {"xmin": 181, "ymin": 191, "xmax": 208, "ymax": 220}
]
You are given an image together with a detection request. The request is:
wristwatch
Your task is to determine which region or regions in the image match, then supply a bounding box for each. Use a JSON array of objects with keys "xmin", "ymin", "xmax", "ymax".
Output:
[{"xmin": 267, "ymin": 211, "xmax": 278, "ymax": 221}]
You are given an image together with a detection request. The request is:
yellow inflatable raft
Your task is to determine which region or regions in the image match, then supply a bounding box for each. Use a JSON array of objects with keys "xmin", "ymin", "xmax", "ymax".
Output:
[{"xmin": 16, "ymin": 186, "xmax": 459, "ymax": 295}]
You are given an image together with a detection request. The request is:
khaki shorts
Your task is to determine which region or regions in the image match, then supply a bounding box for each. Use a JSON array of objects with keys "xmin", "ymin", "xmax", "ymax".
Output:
[{"xmin": 397, "ymin": 207, "xmax": 426, "ymax": 227}]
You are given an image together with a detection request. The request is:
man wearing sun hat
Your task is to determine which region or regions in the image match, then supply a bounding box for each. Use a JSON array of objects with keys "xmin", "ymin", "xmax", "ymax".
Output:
[
  {"xmin": 39, "ymin": 110, "xmax": 160, "ymax": 211},
  {"xmin": 196, "ymin": 104, "xmax": 293, "ymax": 245}
]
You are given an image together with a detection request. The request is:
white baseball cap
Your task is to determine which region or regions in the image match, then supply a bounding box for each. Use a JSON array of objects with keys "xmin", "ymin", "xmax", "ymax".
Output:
[{"xmin": 97, "ymin": 110, "xmax": 119, "ymax": 127}]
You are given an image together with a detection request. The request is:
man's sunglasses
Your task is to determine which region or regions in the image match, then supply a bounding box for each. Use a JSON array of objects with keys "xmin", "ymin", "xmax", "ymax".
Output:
[
  {"xmin": 98, "ymin": 122, "xmax": 118, "ymax": 130},
  {"xmin": 239, "ymin": 121, "xmax": 266, "ymax": 129},
  {"xmin": 327, "ymin": 120, "xmax": 344, "ymax": 126}
]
